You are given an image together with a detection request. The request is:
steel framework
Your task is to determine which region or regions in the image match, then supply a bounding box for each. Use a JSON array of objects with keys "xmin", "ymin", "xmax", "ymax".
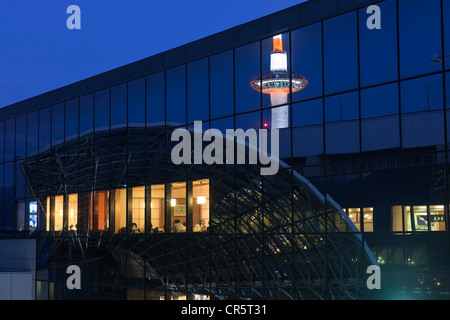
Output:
[{"xmin": 20, "ymin": 126, "xmax": 376, "ymax": 300}]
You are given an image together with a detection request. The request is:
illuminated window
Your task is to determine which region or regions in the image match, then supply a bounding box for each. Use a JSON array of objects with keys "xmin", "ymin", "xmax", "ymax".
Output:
[
  {"xmin": 430, "ymin": 205, "xmax": 446, "ymax": 231},
  {"xmin": 94, "ymin": 191, "xmax": 109, "ymax": 231},
  {"xmin": 41, "ymin": 180, "xmax": 210, "ymax": 234},
  {"xmin": 171, "ymin": 182, "xmax": 186, "ymax": 233},
  {"xmin": 392, "ymin": 205, "xmax": 410, "ymax": 232},
  {"xmin": 54, "ymin": 195, "xmax": 64, "ymax": 231},
  {"xmin": 193, "ymin": 179, "xmax": 209, "ymax": 232},
  {"xmin": 344, "ymin": 207, "xmax": 373, "ymax": 232},
  {"xmin": 413, "ymin": 206, "xmax": 428, "ymax": 232},
  {"xmin": 115, "ymin": 188, "xmax": 127, "ymax": 234},
  {"xmin": 392, "ymin": 205, "xmax": 446, "ymax": 232},
  {"xmin": 46, "ymin": 197, "xmax": 50, "ymax": 232},
  {"xmin": 29, "ymin": 201, "xmax": 38, "ymax": 230},
  {"xmin": 68, "ymin": 194, "xmax": 78, "ymax": 231},
  {"xmin": 132, "ymin": 186, "xmax": 145, "ymax": 233},
  {"xmin": 151, "ymin": 185, "xmax": 165, "ymax": 233}
]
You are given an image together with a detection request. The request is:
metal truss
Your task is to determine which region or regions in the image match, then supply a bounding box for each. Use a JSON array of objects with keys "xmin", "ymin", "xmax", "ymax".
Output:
[{"xmin": 21, "ymin": 126, "xmax": 377, "ymax": 300}]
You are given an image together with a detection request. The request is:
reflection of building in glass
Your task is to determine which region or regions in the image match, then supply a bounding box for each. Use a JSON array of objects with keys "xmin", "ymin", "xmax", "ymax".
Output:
[
  {"xmin": 18, "ymin": 126, "xmax": 374, "ymax": 300},
  {"xmin": 250, "ymin": 34, "xmax": 308, "ymax": 129}
]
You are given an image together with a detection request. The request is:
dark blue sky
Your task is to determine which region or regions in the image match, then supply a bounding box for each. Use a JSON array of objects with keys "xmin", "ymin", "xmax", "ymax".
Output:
[{"xmin": 0, "ymin": 0, "xmax": 306, "ymax": 108}]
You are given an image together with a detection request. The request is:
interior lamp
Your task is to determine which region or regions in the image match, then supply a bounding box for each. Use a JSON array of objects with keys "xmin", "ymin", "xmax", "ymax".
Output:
[
  {"xmin": 197, "ymin": 181, "xmax": 206, "ymax": 204},
  {"xmin": 197, "ymin": 195, "xmax": 206, "ymax": 204}
]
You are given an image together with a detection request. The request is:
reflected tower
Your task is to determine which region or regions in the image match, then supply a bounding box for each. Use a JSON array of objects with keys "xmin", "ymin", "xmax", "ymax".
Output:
[{"xmin": 250, "ymin": 34, "xmax": 308, "ymax": 129}]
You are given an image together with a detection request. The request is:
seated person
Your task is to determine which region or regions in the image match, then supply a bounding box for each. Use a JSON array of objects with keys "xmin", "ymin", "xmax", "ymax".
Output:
[
  {"xmin": 131, "ymin": 223, "xmax": 141, "ymax": 234},
  {"xmin": 173, "ymin": 219, "xmax": 186, "ymax": 233},
  {"xmin": 199, "ymin": 219, "xmax": 207, "ymax": 232}
]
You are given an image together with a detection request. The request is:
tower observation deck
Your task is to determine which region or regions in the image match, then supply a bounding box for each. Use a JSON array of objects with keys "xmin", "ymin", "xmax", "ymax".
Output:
[{"xmin": 250, "ymin": 34, "xmax": 308, "ymax": 129}]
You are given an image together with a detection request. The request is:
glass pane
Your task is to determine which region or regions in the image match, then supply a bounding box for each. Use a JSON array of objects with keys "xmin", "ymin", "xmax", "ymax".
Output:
[
  {"xmin": 128, "ymin": 78, "xmax": 145, "ymax": 127},
  {"xmin": 65, "ymin": 98, "xmax": 78, "ymax": 141},
  {"xmin": 292, "ymin": 98, "xmax": 322, "ymax": 127},
  {"xmin": 95, "ymin": 89, "xmax": 110, "ymax": 132},
  {"xmin": 171, "ymin": 181, "xmax": 186, "ymax": 233},
  {"xmin": 401, "ymin": 74, "xmax": 443, "ymax": 113},
  {"xmin": 210, "ymin": 51, "xmax": 234, "ymax": 118},
  {"xmin": 210, "ymin": 116, "xmax": 233, "ymax": 134},
  {"xmin": 68, "ymin": 193, "xmax": 78, "ymax": 231},
  {"xmin": 0, "ymin": 164, "xmax": 4, "ymax": 201},
  {"xmin": 166, "ymin": 66, "xmax": 186, "ymax": 126},
  {"xmin": 15, "ymin": 200, "xmax": 28, "ymax": 231},
  {"xmin": 347, "ymin": 208, "xmax": 361, "ymax": 231},
  {"xmin": 292, "ymin": 128, "xmax": 323, "ymax": 158},
  {"xmin": 325, "ymin": 91, "xmax": 358, "ymax": 122},
  {"xmin": 361, "ymin": 84, "xmax": 400, "ymax": 151},
  {"xmin": 235, "ymin": 111, "xmax": 261, "ymax": 131},
  {"xmin": 131, "ymin": 186, "xmax": 145, "ymax": 233},
  {"xmin": 325, "ymin": 120, "xmax": 359, "ymax": 155},
  {"xmin": 362, "ymin": 116, "xmax": 400, "ymax": 152},
  {"xmin": 399, "ymin": 0, "xmax": 442, "ymax": 78},
  {"xmin": 4, "ymin": 119, "xmax": 14, "ymax": 162},
  {"xmin": 54, "ymin": 195, "xmax": 64, "ymax": 231},
  {"xmin": 193, "ymin": 179, "xmax": 209, "ymax": 232},
  {"xmin": 3, "ymin": 201, "xmax": 13, "ymax": 231},
  {"xmin": 363, "ymin": 207, "xmax": 374, "ymax": 232},
  {"xmin": 15, "ymin": 115, "xmax": 26, "ymax": 160},
  {"xmin": 0, "ymin": 122, "xmax": 4, "ymax": 163},
  {"xmin": 80, "ymin": 94, "xmax": 94, "ymax": 136},
  {"xmin": 111, "ymin": 84, "xmax": 127, "ymax": 129},
  {"xmin": 39, "ymin": 108, "xmax": 51, "ymax": 153},
  {"xmin": 235, "ymin": 42, "xmax": 261, "ymax": 113},
  {"xmin": 444, "ymin": 0, "xmax": 450, "ymax": 70},
  {"xmin": 402, "ymin": 111, "xmax": 444, "ymax": 148},
  {"xmin": 413, "ymin": 205, "xmax": 428, "ymax": 232},
  {"xmin": 187, "ymin": 58, "xmax": 209, "ymax": 124},
  {"xmin": 27, "ymin": 111, "xmax": 38, "ymax": 157},
  {"xmin": 78, "ymin": 191, "xmax": 92, "ymax": 233},
  {"xmin": 392, "ymin": 206, "xmax": 410, "ymax": 232},
  {"xmin": 291, "ymin": 22, "xmax": 322, "ymax": 102},
  {"xmin": 430, "ymin": 205, "xmax": 446, "ymax": 231},
  {"xmin": 359, "ymin": 0, "xmax": 398, "ymax": 87},
  {"xmin": 150, "ymin": 184, "xmax": 165, "ymax": 233},
  {"xmin": 361, "ymin": 83, "xmax": 399, "ymax": 118},
  {"xmin": 52, "ymin": 103, "xmax": 64, "ymax": 146},
  {"xmin": 94, "ymin": 191, "xmax": 109, "ymax": 231},
  {"xmin": 29, "ymin": 200, "xmax": 38, "ymax": 231},
  {"xmin": 46, "ymin": 197, "xmax": 50, "ymax": 231},
  {"xmin": 146, "ymin": 72, "xmax": 165, "ymax": 126},
  {"xmin": 15, "ymin": 162, "xmax": 25, "ymax": 198},
  {"xmin": 114, "ymin": 188, "xmax": 127, "ymax": 234},
  {"xmin": 324, "ymin": 11, "xmax": 358, "ymax": 94}
]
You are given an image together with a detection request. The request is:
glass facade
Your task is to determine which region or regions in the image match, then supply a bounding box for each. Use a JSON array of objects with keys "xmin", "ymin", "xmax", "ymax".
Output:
[{"xmin": 1, "ymin": 0, "xmax": 450, "ymax": 300}]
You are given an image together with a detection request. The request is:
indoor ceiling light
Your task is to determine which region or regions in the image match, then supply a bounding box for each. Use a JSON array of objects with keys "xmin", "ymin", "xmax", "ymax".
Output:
[{"xmin": 197, "ymin": 195, "xmax": 206, "ymax": 204}]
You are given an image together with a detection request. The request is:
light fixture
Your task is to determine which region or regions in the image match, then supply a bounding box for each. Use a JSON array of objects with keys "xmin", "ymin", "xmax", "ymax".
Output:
[
  {"xmin": 197, "ymin": 181, "xmax": 206, "ymax": 204},
  {"xmin": 171, "ymin": 199, "xmax": 176, "ymax": 207},
  {"xmin": 70, "ymin": 208, "xmax": 74, "ymax": 218},
  {"xmin": 60, "ymin": 209, "xmax": 63, "ymax": 217},
  {"xmin": 197, "ymin": 195, "xmax": 206, "ymax": 205}
]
